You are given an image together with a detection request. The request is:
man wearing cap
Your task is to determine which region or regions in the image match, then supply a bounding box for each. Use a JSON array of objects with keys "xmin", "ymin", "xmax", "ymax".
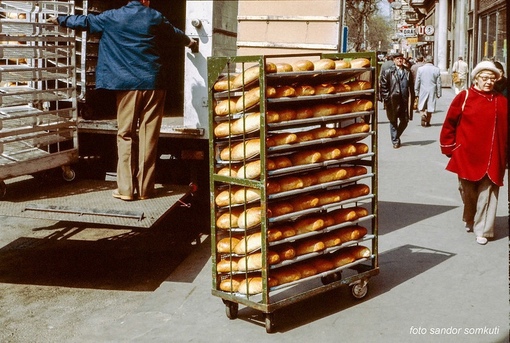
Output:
[
  {"xmin": 440, "ymin": 60, "xmax": 508, "ymax": 245},
  {"xmin": 379, "ymin": 52, "xmax": 415, "ymax": 148}
]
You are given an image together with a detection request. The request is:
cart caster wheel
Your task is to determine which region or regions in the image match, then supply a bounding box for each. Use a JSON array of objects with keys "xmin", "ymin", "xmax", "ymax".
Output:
[
  {"xmin": 0, "ymin": 181, "xmax": 6, "ymax": 199},
  {"xmin": 350, "ymin": 282, "xmax": 369, "ymax": 300},
  {"xmin": 264, "ymin": 312, "xmax": 275, "ymax": 333},
  {"xmin": 225, "ymin": 301, "xmax": 238, "ymax": 320},
  {"xmin": 62, "ymin": 168, "xmax": 76, "ymax": 182}
]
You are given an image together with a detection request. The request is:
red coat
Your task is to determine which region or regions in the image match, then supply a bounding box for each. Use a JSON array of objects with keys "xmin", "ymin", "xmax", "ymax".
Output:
[{"xmin": 440, "ymin": 87, "xmax": 508, "ymax": 186}]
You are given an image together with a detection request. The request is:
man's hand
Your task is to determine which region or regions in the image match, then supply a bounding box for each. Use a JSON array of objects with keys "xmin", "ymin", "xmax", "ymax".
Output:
[
  {"xmin": 46, "ymin": 16, "xmax": 59, "ymax": 25},
  {"xmin": 187, "ymin": 38, "xmax": 199, "ymax": 53}
]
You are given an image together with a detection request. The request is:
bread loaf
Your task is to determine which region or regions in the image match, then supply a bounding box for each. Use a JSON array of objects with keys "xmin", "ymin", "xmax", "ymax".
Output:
[
  {"xmin": 291, "ymin": 59, "xmax": 314, "ymax": 71},
  {"xmin": 352, "ymin": 206, "xmax": 369, "ymax": 218},
  {"xmin": 214, "ymin": 122, "xmax": 231, "ymax": 138},
  {"xmin": 330, "ymin": 208, "xmax": 358, "ymax": 223},
  {"xmin": 314, "ymin": 167, "xmax": 348, "ymax": 183},
  {"xmin": 273, "ymin": 244, "xmax": 296, "ymax": 261},
  {"xmin": 314, "ymin": 58, "xmax": 336, "ymax": 70},
  {"xmin": 266, "ymin": 132, "xmax": 297, "ymax": 147},
  {"xmin": 350, "ymin": 58, "xmax": 371, "ymax": 68},
  {"xmin": 317, "ymin": 188, "xmax": 351, "ymax": 206},
  {"xmin": 314, "ymin": 83, "xmax": 336, "ymax": 95},
  {"xmin": 216, "ymin": 208, "xmax": 243, "ymax": 229},
  {"xmin": 295, "ymin": 84, "xmax": 315, "ymax": 96},
  {"xmin": 266, "ymin": 111, "xmax": 280, "ymax": 123},
  {"xmin": 237, "ymin": 160, "xmax": 261, "ymax": 179},
  {"xmin": 230, "ymin": 112, "xmax": 260, "ymax": 135},
  {"xmin": 339, "ymin": 143, "xmax": 357, "ymax": 157},
  {"xmin": 268, "ymin": 202, "xmax": 294, "ymax": 217},
  {"xmin": 233, "ymin": 232, "xmax": 262, "ymax": 254},
  {"xmin": 237, "ymin": 207, "xmax": 262, "ymax": 229},
  {"xmin": 271, "ymin": 267, "xmax": 301, "ymax": 285},
  {"xmin": 295, "ymin": 107, "xmax": 314, "ymax": 119},
  {"xmin": 318, "ymin": 146, "xmax": 341, "ymax": 160},
  {"xmin": 266, "ymin": 180, "xmax": 281, "ymax": 195},
  {"xmin": 334, "ymin": 83, "xmax": 351, "ymax": 93},
  {"xmin": 334, "ymin": 59, "xmax": 351, "ymax": 69},
  {"xmin": 279, "ymin": 225, "xmax": 297, "ymax": 238},
  {"xmin": 235, "ymin": 87, "xmax": 261, "ymax": 112},
  {"xmin": 217, "ymin": 165, "xmax": 239, "ymax": 178},
  {"xmin": 347, "ymin": 184, "xmax": 370, "ymax": 198},
  {"xmin": 276, "ymin": 62, "xmax": 293, "ymax": 72},
  {"xmin": 331, "ymin": 249, "xmax": 356, "ymax": 267},
  {"xmin": 290, "ymin": 150, "xmax": 321, "ymax": 165},
  {"xmin": 215, "ymin": 99, "xmax": 237, "ymax": 116},
  {"xmin": 346, "ymin": 245, "xmax": 371, "ymax": 259},
  {"xmin": 294, "ymin": 216, "xmax": 326, "ymax": 234},
  {"xmin": 237, "ymin": 251, "xmax": 280, "ymax": 271},
  {"xmin": 350, "ymin": 99, "xmax": 373, "ymax": 112},
  {"xmin": 219, "ymin": 276, "xmax": 244, "ymax": 292},
  {"xmin": 322, "ymin": 231, "xmax": 342, "ymax": 248},
  {"xmin": 232, "ymin": 62, "xmax": 277, "ymax": 89},
  {"xmin": 312, "ymin": 257, "xmax": 335, "ymax": 273},
  {"xmin": 213, "ymin": 75, "xmax": 236, "ymax": 91},
  {"xmin": 217, "ymin": 257, "xmax": 240, "ymax": 273},
  {"xmin": 233, "ymin": 187, "xmax": 261, "ymax": 204},
  {"xmin": 217, "ymin": 236, "xmax": 241, "ymax": 253},
  {"xmin": 300, "ymin": 174, "xmax": 318, "ymax": 187},
  {"xmin": 220, "ymin": 138, "xmax": 260, "ymax": 161},
  {"xmin": 277, "ymin": 108, "xmax": 297, "ymax": 122},
  {"xmin": 275, "ymin": 85, "xmax": 296, "ymax": 97},
  {"xmin": 354, "ymin": 143, "xmax": 369, "ymax": 154},
  {"xmin": 296, "ymin": 261, "xmax": 318, "ymax": 278},
  {"xmin": 347, "ymin": 80, "xmax": 372, "ymax": 91},
  {"xmin": 215, "ymin": 187, "xmax": 239, "ymax": 207},
  {"xmin": 352, "ymin": 166, "xmax": 368, "ymax": 176},
  {"xmin": 309, "ymin": 127, "xmax": 337, "ymax": 139},
  {"xmin": 345, "ymin": 122, "xmax": 370, "ymax": 134},
  {"xmin": 336, "ymin": 102, "xmax": 353, "ymax": 114},
  {"xmin": 290, "ymin": 194, "xmax": 320, "ymax": 211},
  {"xmin": 272, "ymin": 156, "xmax": 293, "ymax": 169},
  {"xmin": 295, "ymin": 131, "xmax": 315, "ymax": 142},
  {"xmin": 237, "ymin": 276, "xmax": 279, "ymax": 295},
  {"xmin": 336, "ymin": 226, "xmax": 368, "ymax": 243},
  {"xmin": 296, "ymin": 239, "xmax": 325, "ymax": 256},
  {"xmin": 277, "ymin": 176, "xmax": 304, "ymax": 192}
]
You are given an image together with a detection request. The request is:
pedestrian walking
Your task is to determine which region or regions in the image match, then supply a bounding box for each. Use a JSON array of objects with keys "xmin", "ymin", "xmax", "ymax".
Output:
[
  {"xmin": 410, "ymin": 55, "xmax": 425, "ymax": 113},
  {"xmin": 493, "ymin": 61, "xmax": 507, "ymax": 98},
  {"xmin": 440, "ymin": 61, "xmax": 508, "ymax": 245},
  {"xmin": 379, "ymin": 53, "xmax": 415, "ymax": 149},
  {"xmin": 451, "ymin": 56, "xmax": 468, "ymax": 94},
  {"xmin": 48, "ymin": 0, "xmax": 198, "ymax": 201},
  {"xmin": 415, "ymin": 55, "xmax": 441, "ymax": 127}
]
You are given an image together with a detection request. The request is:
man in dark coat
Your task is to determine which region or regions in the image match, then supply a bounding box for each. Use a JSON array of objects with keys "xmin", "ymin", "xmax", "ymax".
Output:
[{"xmin": 379, "ymin": 53, "xmax": 415, "ymax": 148}]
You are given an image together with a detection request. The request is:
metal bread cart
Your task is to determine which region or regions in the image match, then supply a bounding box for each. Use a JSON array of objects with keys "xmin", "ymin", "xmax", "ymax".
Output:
[
  {"xmin": 0, "ymin": 0, "xmax": 78, "ymax": 197},
  {"xmin": 208, "ymin": 52, "xmax": 379, "ymax": 332}
]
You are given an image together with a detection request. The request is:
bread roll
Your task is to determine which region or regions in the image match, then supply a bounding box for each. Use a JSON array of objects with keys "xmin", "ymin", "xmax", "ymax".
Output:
[
  {"xmin": 291, "ymin": 59, "xmax": 314, "ymax": 71},
  {"xmin": 233, "ymin": 187, "xmax": 261, "ymax": 204},
  {"xmin": 277, "ymin": 176, "xmax": 304, "ymax": 192},
  {"xmin": 346, "ymin": 245, "xmax": 371, "ymax": 259},
  {"xmin": 314, "ymin": 167, "xmax": 348, "ymax": 183},
  {"xmin": 220, "ymin": 138, "xmax": 260, "ymax": 161},
  {"xmin": 296, "ymin": 261, "xmax": 318, "ymax": 278},
  {"xmin": 266, "ymin": 132, "xmax": 297, "ymax": 147},
  {"xmin": 301, "ymin": 174, "xmax": 318, "ymax": 187},
  {"xmin": 315, "ymin": 83, "xmax": 336, "ymax": 95},
  {"xmin": 295, "ymin": 84, "xmax": 315, "ymax": 96},
  {"xmin": 347, "ymin": 80, "xmax": 372, "ymax": 91},
  {"xmin": 322, "ymin": 231, "xmax": 342, "ymax": 248},
  {"xmin": 266, "ymin": 86, "xmax": 277, "ymax": 98},
  {"xmin": 295, "ymin": 107, "xmax": 314, "ymax": 119},
  {"xmin": 217, "ymin": 165, "xmax": 239, "ymax": 178},
  {"xmin": 310, "ymin": 127, "xmax": 337, "ymax": 139},
  {"xmin": 318, "ymin": 146, "xmax": 341, "ymax": 160},
  {"xmin": 350, "ymin": 99, "xmax": 373, "ymax": 112},
  {"xmin": 237, "ymin": 251, "xmax": 280, "ymax": 271},
  {"xmin": 217, "ymin": 236, "xmax": 241, "ymax": 253},
  {"xmin": 275, "ymin": 85, "xmax": 296, "ymax": 97},
  {"xmin": 217, "ymin": 257, "xmax": 240, "ymax": 273},
  {"xmin": 272, "ymin": 156, "xmax": 292, "ymax": 169},
  {"xmin": 215, "ymin": 99, "xmax": 237, "ymax": 116},
  {"xmin": 296, "ymin": 239, "xmax": 325, "ymax": 256},
  {"xmin": 334, "ymin": 83, "xmax": 351, "ymax": 93},
  {"xmin": 271, "ymin": 267, "xmax": 301, "ymax": 284},
  {"xmin": 213, "ymin": 74, "xmax": 236, "ymax": 91},
  {"xmin": 317, "ymin": 188, "xmax": 351, "ymax": 206},
  {"xmin": 331, "ymin": 249, "xmax": 355, "ymax": 267},
  {"xmin": 215, "ymin": 187, "xmax": 239, "ymax": 207},
  {"xmin": 314, "ymin": 58, "xmax": 335, "ymax": 70},
  {"xmin": 273, "ymin": 243, "xmax": 296, "ymax": 261},
  {"xmin": 237, "ymin": 160, "xmax": 261, "ymax": 179},
  {"xmin": 347, "ymin": 184, "xmax": 370, "ymax": 198},
  {"xmin": 330, "ymin": 208, "xmax": 358, "ymax": 223},
  {"xmin": 216, "ymin": 208, "xmax": 243, "ymax": 229},
  {"xmin": 268, "ymin": 202, "xmax": 294, "ymax": 217},
  {"xmin": 294, "ymin": 216, "xmax": 326, "ymax": 234},
  {"xmin": 312, "ymin": 257, "xmax": 335, "ymax": 273},
  {"xmin": 350, "ymin": 57, "xmax": 371, "ymax": 68},
  {"xmin": 235, "ymin": 87, "xmax": 261, "ymax": 112},
  {"xmin": 336, "ymin": 226, "xmax": 368, "ymax": 243},
  {"xmin": 276, "ymin": 62, "xmax": 293, "ymax": 72},
  {"xmin": 334, "ymin": 59, "xmax": 351, "ymax": 69},
  {"xmin": 354, "ymin": 143, "xmax": 369, "ymax": 154},
  {"xmin": 290, "ymin": 194, "xmax": 319, "ymax": 211},
  {"xmin": 290, "ymin": 150, "xmax": 321, "ymax": 165},
  {"xmin": 345, "ymin": 122, "xmax": 370, "ymax": 134},
  {"xmin": 219, "ymin": 276, "xmax": 244, "ymax": 292},
  {"xmin": 237, "ymin": 207, "xmax": 262, "ymax": 229},
  {"xmin": 312, "ymin": 103, "xmax": 338, "ymax": 117},
  {"xmin": 277, "ymin": 108, "xmax": 297, "ymax": 122}
]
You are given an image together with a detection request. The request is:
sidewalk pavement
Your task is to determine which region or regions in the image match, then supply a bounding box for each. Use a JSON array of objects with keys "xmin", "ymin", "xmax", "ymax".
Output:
[{"xmin": 0, "ymin": 88, "xmax": 508, "ymax": 343}]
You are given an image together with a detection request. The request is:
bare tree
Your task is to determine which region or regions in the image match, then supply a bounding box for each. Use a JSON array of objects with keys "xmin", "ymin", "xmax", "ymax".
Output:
[{"xmin": 345, "ymin": 0, "xmax": 381, "ymax": 52}]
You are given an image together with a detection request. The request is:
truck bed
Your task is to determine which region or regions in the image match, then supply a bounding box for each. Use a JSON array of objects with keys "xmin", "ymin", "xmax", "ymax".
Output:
[{"xmin": 0, "ymin": 175, "xmax": 191, "ymax": 228}]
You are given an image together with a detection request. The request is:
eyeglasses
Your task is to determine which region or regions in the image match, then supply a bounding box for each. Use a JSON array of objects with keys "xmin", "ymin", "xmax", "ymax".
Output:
[{"xmin": 478, "ymin": 76, "xmax": 496, "ymax": 82}]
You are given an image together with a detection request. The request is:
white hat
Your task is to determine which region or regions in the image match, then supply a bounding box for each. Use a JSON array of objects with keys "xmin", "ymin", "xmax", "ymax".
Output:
[{"xmin": 471, "ymin": 61, "xmax": 501, "ymax": 79}]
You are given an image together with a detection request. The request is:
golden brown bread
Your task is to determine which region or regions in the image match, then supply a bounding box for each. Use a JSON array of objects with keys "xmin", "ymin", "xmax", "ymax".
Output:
[
  {"xmin": 275, "ymin": 85, "xmax": 297, "ymax": 97},
  {"xmin": 318, "ymin": 146, "xmax": 341, "ymax": 160},
  {"xmin": 301, "ymin": 174, "xmax": 318, "ymax": 187},
  {"xmin": 317, "ymin": 188, "xmax": 351, "ymax": 206},
  {"xmin": 215, "ymin": 99, "xmax": 237, "ymax": 116},
  {"xmin": 334, "ymin": 83, "xmax": 351, "ymax": 93},
  {"xmin": 214, "ymin": 122, "xmax": 231, "ymax": 138},
  {"xmin": 213, "ymin": 74, "xmax": 237, "ymax": 92},
  {"xmin": 233, "ymin": 187, "xmax": 261, "ymax": 204},
  {"xmin": 220, "ymin": 138, "xmax": 260, "ymax": 161},
  {"xmin": 291, "ymin": 59, "xmax": 314, "ymax": 71},
  {"xmin": 336, "ymin": 102, "xmax": 353, "ymax": 114},
  {"xmin": 217, "ymin": 236, "xmax": 241, "ymax": 253},
  {"xmin": 334, "ymin": 59, "xmax": 351, "ymax": 69},
  {"xmin": 339, "ymin": 143, "xmax": 358, "ymax": 157},
  {"xmin": 330, "ymin": 208, "xmax": 358, "ymax": 223},
  {"xmin": 266, "ymin": 111, "xmax": 280, "ymax": 123},
  {"xmin": 237, "ymin": 206, "xmax": 262, "ymax": 229},
  {"xmin": 295, "ymin": 107, "xmax": 314, "ymax": 119},
  {"xmin": 272, "ymin": 156, "xmax": 293, "ymax": 169},
  {"xmin": 235, "ymin": 87, "xmax": 261, "ymax": 112},
  {"xmin": 344, "ymin": 122, "xmax": 370, "ymax": 134},
  {"xmin": 277, "ymin": 108, "xmax": 297, "ymax": 122},
  {"xmin": 215, "ymin": 187, "xmax": 239, "ymax": 207},
  {"xmin": 277, "ymin": 176, "xmax": 304, "ymax": 192},
  {"xmin": 346, "ymin": 80, "xmax": 372, "ymax": 91},
  {"xmin": 296, "ymin": 261, "xmax": 318, "ymax": 278},
  {"xmin": 314, "ymin": 167, "xmax": 348, "ymax": 183},
  {"xmin": 237, "ymin": 251, "xmax": 280, "ymax": 271},
  {"xmin": 331, "ymin": 249, "xmax": 356, "ymax": 267},
  {"xmin": 350, "ymin": 99, "xmax": 374, "ymax": 112},
  {"xmin": 310, "ymin": 127, "xmax": 337, "ymax": 139},
  {"xmin": 313, "ymin": 58, "xmax": 336, "ymax": 70},
  {"xmin": 217, "ymin": 257, "xmax": 240, "ymax": 273},
  {"xmin": 230, "ymin": 112, "xmax": 261, "ymax": 135},
  {"xmin": 219, "ymin": 276, "xmax": 244, "ymax": 292},
  {"xmin": 294, "ymin": 216, "xmax": 326, "ymax": 234},
  {"xmin": 268, "ymin": 201, "xmax": 294, "ymax": 217},
  {"xmin": 350, "ymin": 58, "xmax": 371, "ymax": 68},
  {"xmin": 347, "ymin": 184, "xmax": 370, "ymax": 198},
  {"xmin": 295, "ymin": 84, "xmax": 316, "ymax": 96},
  {"xmin": 352, "ymin": 206, "xmax": 369, "ymax": 218},
  {"xmin": 237, "ymin": 160, "xmax": 261, "ymax": 179},
  {"xmin": 216, "ymin": 208, "xmax": 244, "ymax": 229},
  {"xmin": 275, "ymin": 62, "xmax": 293, "ymax": 72},
  {"xmin": 312, "ymin": 257, "xmax": 335, "ymax": 273},
  {"xmin": 237, "ymin": 276, "xmax": 279, "ymax": 294},
  {"xmin": 271, "ymin": 266, "xmax": 302, "ymax": 285},
  {"xmin": 233, "ymin": 232, "xmax": 263, "ymax": 254},
  {"xmin": 296, "ymin": 239, "xmax": 326, "ymax": 256},
  {"xmin": 290, "ymin": 194, "xmax": 320, "ymax": 211},
  {"xmin": 266, "ymin": 180, "xmax": 281, "ymax": 195},
  {"xmin": 279, "ymin": 225, "xmax": 297, "ymax": 238},
  {"xmin": 347, "ymin": 245, "xmax": 371, "ymax": 259},
  {"xmin": 232, "ymin": 62, "xmax": 277, "ymax": 89},
  {"xmin": 322, "ymin": 231, "xmax": 342, "ymax": 248},
  {"xmin": 290, "ymin": 150, "xmax": 322, "ymax": 165},
  {"xmin": 314, "ymin": 83, "xmax": 336, "ymax": 95},
  {"xmin": 335, "ymin": 226, "xmax": 368, "ymax": 243},
  {"xmin": 354, "ymin": 143, "xmax": 369, "ymax": 154},
  {"xmin": 295, "ymin": 131, "xmax": 315, "ymax": 142},
  {"xmin": 266, "ymin": 132, "xmax": 298, "ymax": 147},
  {"xmin": 272, "ymin": 243, "xmax": 296, "ymax": 261},
  {"xmin": 216, "ymin": 165, "xmax": 239, "ymax": 178}
]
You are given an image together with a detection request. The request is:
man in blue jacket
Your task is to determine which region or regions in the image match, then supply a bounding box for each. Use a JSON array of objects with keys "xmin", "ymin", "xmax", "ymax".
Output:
[{"xmin": 49, "ymin": 0, "xmax": 198, "ymax": 201}]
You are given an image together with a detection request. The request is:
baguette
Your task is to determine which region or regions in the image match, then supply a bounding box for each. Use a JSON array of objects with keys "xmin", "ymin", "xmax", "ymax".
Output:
[
  {"xmin": 336, "ymin": 102, "xmax": 353, "ymax": 114},
  {"xmin": 271, "ymin": 266, "xmax": 302, "ymax": 285},
  {"xmin": 310, "ymin": 127, "xmax": 337, "ymax": 139},
  {"xmin": 296, "ymin": 261, "xmax": 318, "ymax": 278},
  {"xmin": 301, "ymin": 174, "xmax": 318, "ymax": 187},
  {"xmin": 279, "ymin": 225, "xmax": 297, "ymax": 238},
  {"xmin": 296, "ymin": 239, "xmax": 325, "ymax": 256},
  {"xmin": 268, "ymin": 201, "xmax": 294, "ymax": 217},
  {"xmin": 291, "ymin": 59, "xmax": 314, "ymax": 71},
  {"xmin": 235, "ymin": 87, "xmax": 261, "ymax": 112},
  {"xmin": 237, "ymin": 251, "xmax": 280, "ymax": 271},
  {"xmin": 233, "ymin": 187, "xmax": 261, "ymax": 204},
  {"xmin": 339, "ymin": 143, "xmax": 358, "ymax": 157},
  {"xmin": 237, "ymin": 206, "xmax": 262, "ymax": 229},
  {"xmin": 334, "ymin": 83, "xmax": 351, "ymax": 93},
  {"xmin": 314, "ymin": 83, "xmax": 336, "ymax": 95},
  {"xmin": 334, "ymin": 59, "xmax": 351, "ymax": 69},
  {"xmin": 346, "ymin": 80, "xmax": 372, "ymax": 91},
  {"xmin": 314, "ymin": 167, "xmax": 348, "ymax": 183},
  {"xmin": 216, "ymin": 208, "xmax": 244, "ymax": 229},
  {"xmin": 272, "ymin": 156, "xmax": 292, "ymax": 169},
  {"xmin": 277, "ymin": 176, "xmax": 304, "ymax": 192},
  {"xmin": 215, "ymin": 187, "xmax": 239, "ymax": 207},
  {"xmin": 290, "ymin": 194, "xmax": 320, "ymax": 211},
  {"xmin": 352, "ymin": 206, "xmax": 369, "ymax": 218},
  {"xmin": 266, "ymin": 132, "xmax": 298, "ymax": 147},
  {"xmin": 232, "ymin": 62, "xmax": 277, "ymax": 89},
  {"xmin": 219, "ymin": 276, "xmax": 244, "ymax": 292},
  {"xmin": 272, "ymin": 243, "xmax": 296, "ymax": 261},
  {"xmin": 295, "ymin": 84, "xmax": 315, "ymax": 96},
  {"xmin": 220, "ymin": 138, "xmax": 260, "ymax": 161},
  {"xmin": 354, "ymin": 142, "xmax": 369, "ymax": 154},
  {"xmin": 294, "ymin": 216, "xmax": 326, "ymax": 234},
  {"xmin": 214, "ymin": 122, "xmax": 231, "ymax": 138},
  {"xmin": 275, "ymin": 85, "xmax": 297, "ymax": 97},
  {"xmin": 312, "ymin": 257, "xmax": 335, "ymax": 273},
  {"xmin": 350, "ymin": 99, "xmax": 373, "ymax": 112},
  {"xmin": 276, "ymin": 62, "xmax": 293, "ymax": 72},
  {"xmin": 266, "ymin": 180, "xmax": 281, "ymax": 195},
  {"xmin": 318, "ymin": 146, "xmax": 341, "ymax": 160},
  {"xmin": 215, "ymin": 99, "xmax": 237, "ymax": 116},
  {"xmin": 313, "ymin": 58, "xmax": 335, "ymax": 70},
  {"xmin": 217, "ymin": 165, "xmax": 239, "ymax": 178},
  {"xmin": 317, "ymin": 188, "xmax": 351, "ymax": 206},
  {"xmin": 230, "ymin": 112, "xmax": 261, "ymax": 135},
  {"xmin": 295, "ymin": 130, "xmax": 315, "ymax": 142},
  {"xmin": 336, "ymin": 226, "xmax": 368, "ymax": 243},
  {"xmin": 346, "ymin": 184, "xmax": 370, "ymax": 198},
  {"xmin": 213, "ymin": 74, "xmax": 236, "ymax": 91},
  {"xmin": 322, "ymin": 231, "xmax": 342, "ymax": 248},
  {"xmin": 331, "ymin": 249, "xmax": 356, "ymax": 267},
  {"xmin": 330, "ymin": 208, "xmax": 358, "ymax": 223},
  {"xmin": 277, "ymin": 108, "xmax": 297, "ymax": 122},
  {"xmin": 237, "ymin": 276, "xmax": 278, "ymax": 295},
  {"xmin": 349, "ymin": 57, "xmax": 371, "ymax": 68},
  {"xmin": 345, "ymin": 122, "xmax": 370, "ymax": 134},
  {"xmin": 237, "ymin": 160, "xmax": 261, "ymax": 179},
  {"xmin": 266, "ymin": 110, "xmax": 280, "ymax": 123},
  {"xmin": 233, "ymin": 232, "xmax": 262, "ymax": 254},
  {"xmin": 217, "ymin": 257, "xmax": 240, "ymax": 273},
  {"xmin": 347, "ymin": 245, "xmax": 371, "ymax": 259},
  {"xmin": 295, "ymin": 107, "xmax": 314, "ymax": 119},
  {"xmin": 290, "ymin": 150, "xmax": 322, "ymax": 165},
  {"xmin": 217, "ymin": 236, "xmax": 241, "ymax": 253}
]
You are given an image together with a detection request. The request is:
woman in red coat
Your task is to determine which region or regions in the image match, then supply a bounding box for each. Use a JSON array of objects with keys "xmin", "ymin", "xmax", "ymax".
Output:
[{"xmin": 440, "ymin": 61, "xmax": 508, "ymax": 245}]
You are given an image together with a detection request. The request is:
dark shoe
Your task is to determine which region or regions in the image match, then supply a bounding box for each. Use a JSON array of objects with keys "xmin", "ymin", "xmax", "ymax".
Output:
[
  {"xmin": 421, "ymin": 114, "xmax": 427, "ymax": 127},
  {"xmin": 393, "ymin": 142, "xmax": 401, "ymax": 149},
  {"xmin": 112, "ymin": 189, "xmax": 134, "ymax": 201}
]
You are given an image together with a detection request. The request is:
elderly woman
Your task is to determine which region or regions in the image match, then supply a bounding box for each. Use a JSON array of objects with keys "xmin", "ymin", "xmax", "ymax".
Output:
[{"xmin": 440, "ymin": 61, "xmax": 508, "ymax": 245}]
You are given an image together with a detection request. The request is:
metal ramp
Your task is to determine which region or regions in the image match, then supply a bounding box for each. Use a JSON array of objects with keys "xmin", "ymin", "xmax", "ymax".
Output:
[{"xmin": 0, "ymin": 177, "xmax": 191, "ymax": 228}]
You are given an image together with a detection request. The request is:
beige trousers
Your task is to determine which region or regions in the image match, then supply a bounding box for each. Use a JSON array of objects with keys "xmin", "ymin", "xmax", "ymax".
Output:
[
  {"xmin": 116, "ymin": 90, "xmax": 166, "ymax": 198},
  {"xmin": 458, "ymin": 176, "xmax": 499, "ymax": 238}
]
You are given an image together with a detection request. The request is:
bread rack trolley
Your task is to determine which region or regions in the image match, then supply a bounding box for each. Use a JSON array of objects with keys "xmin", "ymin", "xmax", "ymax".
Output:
[
  {"xmin": 208, "ymin": 52, "xmax": 379, "ymax": 333},
  {"xmin": 0, "ymin": 1, "xmax": 78, "ymax": 198}
]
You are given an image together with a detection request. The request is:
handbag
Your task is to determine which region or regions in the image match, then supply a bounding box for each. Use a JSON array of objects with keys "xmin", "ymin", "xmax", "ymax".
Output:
[{"xmin": 452, "ymin": 71, "xmax": 460, "ymax": 85}]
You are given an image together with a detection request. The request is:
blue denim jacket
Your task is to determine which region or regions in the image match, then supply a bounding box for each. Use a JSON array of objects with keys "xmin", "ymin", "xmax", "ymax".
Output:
[{"xmin": 58, "ymin": 1, "xmax": 190, "ymax": 90}]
